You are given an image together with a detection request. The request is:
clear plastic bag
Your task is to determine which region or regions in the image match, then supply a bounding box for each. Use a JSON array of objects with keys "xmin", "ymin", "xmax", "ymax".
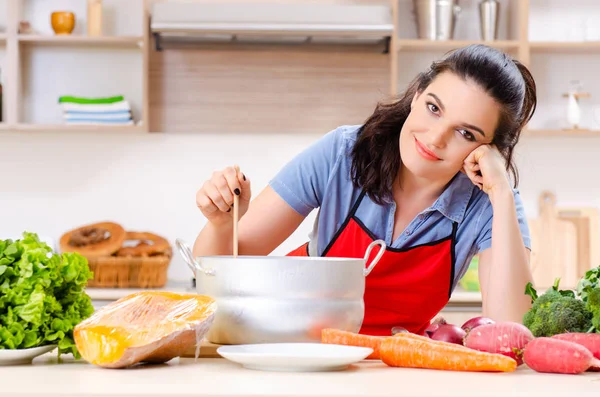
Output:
[{"xmin": 74, "ymin": 291, "xmax": 217, "ymax": 368}]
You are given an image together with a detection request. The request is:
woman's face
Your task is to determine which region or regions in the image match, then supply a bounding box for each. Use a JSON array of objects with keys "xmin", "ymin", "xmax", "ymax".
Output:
[{"xmin": 399, "ymin": 71, "xmax": 501, "ymax": 182}]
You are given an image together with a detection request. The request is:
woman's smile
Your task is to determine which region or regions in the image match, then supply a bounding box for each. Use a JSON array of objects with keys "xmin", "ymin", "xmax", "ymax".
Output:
[{"xmin": 414, "ymin": 136, "xmax": 442, "ymax": 161}]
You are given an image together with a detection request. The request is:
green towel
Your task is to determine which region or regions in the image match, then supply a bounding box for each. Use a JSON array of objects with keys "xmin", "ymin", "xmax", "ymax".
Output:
[{"xmin": 58, "ymin": 95, "xmax": 125, "ymax": 104}]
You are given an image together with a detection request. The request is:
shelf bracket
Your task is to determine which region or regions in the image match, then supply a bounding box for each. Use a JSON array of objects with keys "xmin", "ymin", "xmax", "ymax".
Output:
[
  {"xmin": 382, "ymin": 36, "xmax": 391, "ymax": 54},
  {"xmin": 154, "ymin": 32, "xmax": 163, "ymax": 52}
]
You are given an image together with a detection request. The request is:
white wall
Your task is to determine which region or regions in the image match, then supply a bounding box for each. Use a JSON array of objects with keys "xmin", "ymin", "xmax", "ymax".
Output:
[
  {"xmin": 0, "ymin": 129, "xmax": 324, "ymax": 282},
  {"xmin": 2, "ymin": 0, "xmax": 600, "ymax": 283}
]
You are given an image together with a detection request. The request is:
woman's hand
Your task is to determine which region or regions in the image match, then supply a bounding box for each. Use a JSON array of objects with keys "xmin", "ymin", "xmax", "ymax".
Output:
[
  {"xmin": 196, "ymin": 165, "xmax": 252, "ymax": 227},
  {"xmin": 462, "ymin": 145, "xmax": 511, "ymax": 200}
]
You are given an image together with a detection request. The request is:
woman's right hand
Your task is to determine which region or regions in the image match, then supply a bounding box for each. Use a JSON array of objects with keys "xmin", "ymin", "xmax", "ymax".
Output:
[{"xmin": 196, "ymin": 165, "xmax": 252, "ymax": 227}]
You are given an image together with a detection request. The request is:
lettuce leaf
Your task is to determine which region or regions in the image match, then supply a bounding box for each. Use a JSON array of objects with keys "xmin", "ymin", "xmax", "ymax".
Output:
[
  {"xmin": 578, "ymin": 266, "xmax": 600, "ymax": 303},
  {"xmin": 0, "ymin": 232, "xmax": 94, "ymax": 358}
]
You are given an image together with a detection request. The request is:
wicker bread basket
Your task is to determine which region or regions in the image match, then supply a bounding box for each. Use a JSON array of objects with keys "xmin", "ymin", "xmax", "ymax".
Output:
[
  {"xmin": 86, "ymin": 252, "xmax": 172, "ymax": 288},
  {"xmin": 60, "ymin": 222, "xmax": 172, "ymax": 288}
]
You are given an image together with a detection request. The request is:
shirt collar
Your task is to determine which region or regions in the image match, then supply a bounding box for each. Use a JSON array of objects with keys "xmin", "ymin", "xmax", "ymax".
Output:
[{"xmin": 428, "ymin": 172, "xmax": 476, "ymax": 223}]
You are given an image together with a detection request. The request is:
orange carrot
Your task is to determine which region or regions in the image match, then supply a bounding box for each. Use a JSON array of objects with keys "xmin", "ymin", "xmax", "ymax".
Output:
[
  {"xmin": 380, "ymin": 333, "xmax": 517, "ymax": 372},
  {"xmin": 321, "ymin": 328, "xmax": 383, "ymax": 359}
]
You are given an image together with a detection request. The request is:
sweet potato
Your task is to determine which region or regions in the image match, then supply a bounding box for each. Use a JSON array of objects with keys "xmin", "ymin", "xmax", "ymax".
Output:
[
  {"xmin": 552, "ymin": 333, "xmax": 600, "ymax": 359},
  {"xmin": 463, "ymin": 321, "xmax": 534, "ymax": 365},
  {"xmin": 523, "ymin": 337, "xmax": 600, "ymax": 374},
  {"xmin": 552, "ymin": 333, "xmax": 600, "ymax": 371}
]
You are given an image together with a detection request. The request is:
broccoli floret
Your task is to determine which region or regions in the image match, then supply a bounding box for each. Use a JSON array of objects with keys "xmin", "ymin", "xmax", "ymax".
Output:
[
  {"xmin": 523, "ymin": 301, "xmax": 552, "ymax": 337},
  {"xmin": 533, "ymin": 289, "xmax": 563, "ymax": 307},
  {"xmin": 522, "ymin": 280, "xmax": 593, "ymax": 337},
  {"xmin": 522, "ymin": 308, "xmax": 535, "ymax": 329},
  {"xmin": 547, "ymin": 297, "xmax": 592, "ymax": 334}
]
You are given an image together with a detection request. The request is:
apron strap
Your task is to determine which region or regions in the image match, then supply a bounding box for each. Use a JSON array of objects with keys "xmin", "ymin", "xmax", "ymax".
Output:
[{"xmin": 448, "ymin": 221, "xmax": 459, "ymax": 298}]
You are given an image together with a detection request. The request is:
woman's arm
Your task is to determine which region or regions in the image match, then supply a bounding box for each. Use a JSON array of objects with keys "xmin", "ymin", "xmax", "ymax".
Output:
[
  {"xmin": 193, "ymin": 127, "xmax": 348, "ymax": 257},
  {"xmin": 193, "ymin": 126, "xmax": 347, "ymax": 257},
  {"xmin": 462, "ymin": 144, "xmax": 533, "ymax": 323},
  {"xmin": 193, "ymin": 185, "xmax": 306, "ymax": 257},
  {"xmin": 478, "ymin": 187, "xmax": 533, "ymax": 323}
]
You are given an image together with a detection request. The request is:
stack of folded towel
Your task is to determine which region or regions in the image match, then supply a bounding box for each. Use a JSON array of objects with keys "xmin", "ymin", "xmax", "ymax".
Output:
[{"xmin": 59, "ymin": 95, "xmax": 135, "ymax": 126}]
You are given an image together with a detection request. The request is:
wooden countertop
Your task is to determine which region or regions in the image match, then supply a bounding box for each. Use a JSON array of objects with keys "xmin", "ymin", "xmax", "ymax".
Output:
[{"xmin": 1, "ymin": 354, "xmax": 598, "ymax": 397}]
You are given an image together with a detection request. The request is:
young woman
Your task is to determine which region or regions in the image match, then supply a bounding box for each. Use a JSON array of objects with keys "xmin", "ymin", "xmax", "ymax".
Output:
[{"xmin": 193, "ymin": 44, "xmax": 537, "ymax": 336}]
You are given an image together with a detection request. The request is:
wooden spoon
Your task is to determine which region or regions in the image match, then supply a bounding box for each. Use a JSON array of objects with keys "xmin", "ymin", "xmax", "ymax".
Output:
[{"xmin": 233, "ymin": 165, "xmax": 240, "ymax": 258}]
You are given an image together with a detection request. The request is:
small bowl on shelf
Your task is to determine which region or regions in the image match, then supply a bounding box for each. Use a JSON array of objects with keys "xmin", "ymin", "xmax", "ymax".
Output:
[{"xmin": 51, "ymin": 11, "xmax": 75, "ymax": 35}]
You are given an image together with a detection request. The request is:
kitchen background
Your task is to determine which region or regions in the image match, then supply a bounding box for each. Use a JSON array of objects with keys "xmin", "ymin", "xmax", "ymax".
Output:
[{"xmin": 1, "ymin": 0, "xmax": 599, "ymax": 293}]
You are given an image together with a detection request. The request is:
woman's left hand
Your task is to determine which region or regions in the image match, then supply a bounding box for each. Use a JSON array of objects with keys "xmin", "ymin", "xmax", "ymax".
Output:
[{"xmin": 462, "ymin": 145, "xmax": 511, "ymax": 197}]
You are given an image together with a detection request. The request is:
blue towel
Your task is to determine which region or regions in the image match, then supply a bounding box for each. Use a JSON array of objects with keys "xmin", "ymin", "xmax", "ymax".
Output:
[
  {"xmin": 65, "ymin": 110, "xmax": 131, "ymax": 116},
  {"xmin": 64, "ymin": 111, "xmax": 132, "ymax": 121},
  {"xmin": 65, "ymin": 118, "xmax": 134, "ymax": 125}
]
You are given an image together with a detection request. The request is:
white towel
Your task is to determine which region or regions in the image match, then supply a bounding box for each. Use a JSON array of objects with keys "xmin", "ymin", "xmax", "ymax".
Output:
[{"xmin": 61, "ymin": 100, "xmax": 131, "ymax": 113}]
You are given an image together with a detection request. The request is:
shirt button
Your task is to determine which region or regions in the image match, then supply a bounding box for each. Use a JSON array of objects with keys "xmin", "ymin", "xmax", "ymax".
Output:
[
  {"xmin": 418, "ymin": 215, "xmax": 424, "ymax": 220},
  {"xmin": 405, "ymin": 230, "xmax": 411, "ymax": 235}
]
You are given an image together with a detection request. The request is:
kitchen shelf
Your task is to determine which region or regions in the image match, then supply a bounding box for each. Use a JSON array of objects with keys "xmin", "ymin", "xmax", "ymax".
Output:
[
  {"xmin": 526, "ymin": 129, "xmax": 600, "ymax": 137},
  {"xmin": 530, "ymin": 41, "xmax": 600, "ymax": 53},
  {"xmin": 17, "ymin": 35, "xmax": 144, "ymax": 47},
  {"xmin": 14, "ymin": 123, "xmax": 146, "ymax": 132},
  {"xmin": 0, "ymin": 0, "xmax": 150, "ymax": 132},
  {"xmin": 396, "ymin": 39, "xmax": 520, "ymax": 52},
  {"xmin": 1, "ymin": 0, "xmax": 599, "ymax": 133}
]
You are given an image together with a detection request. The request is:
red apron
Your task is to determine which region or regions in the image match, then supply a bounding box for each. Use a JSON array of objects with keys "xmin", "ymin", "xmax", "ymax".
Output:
[{"xmin": 287, "ymin": 190, "xmax": 457, "ymax": 336}]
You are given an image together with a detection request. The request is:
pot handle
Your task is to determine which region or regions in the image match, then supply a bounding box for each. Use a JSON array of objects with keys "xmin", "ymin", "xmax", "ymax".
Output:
[
  {"xmin": 175, "ymin": 238, "xmax": 203, "ymax": 276},
  {"xmin": 363, "ymin": 239, "xmax": 386, "ymax": 277}
]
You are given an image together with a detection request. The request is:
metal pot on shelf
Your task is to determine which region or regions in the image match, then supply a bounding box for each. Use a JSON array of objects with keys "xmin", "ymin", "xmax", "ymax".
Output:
[
  {"xmin": 176, "ymin": 238, "xmax": 386, "ymax": 345},
  {"xmin": 413, "ymin": 0, "xmax": 461, "ymax": 41},
  {"xmin": 479, "ymin": 0, "xmax": 500, "ymax": 41}
]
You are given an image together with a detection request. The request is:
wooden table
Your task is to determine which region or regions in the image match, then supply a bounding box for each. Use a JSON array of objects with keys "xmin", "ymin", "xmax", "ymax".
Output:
[{"xmin": 1, "ymin": 353, "xmax": 598, "ymax": 397}]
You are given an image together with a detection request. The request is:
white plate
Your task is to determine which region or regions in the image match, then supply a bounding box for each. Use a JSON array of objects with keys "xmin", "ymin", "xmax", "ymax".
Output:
[
  {"xmin": 217, "ymin": 343, "xmax": 373, "ymax": 372},
  {"xmin": 0, "ymin": 345, "xmax": 57, "ymax": 366}
]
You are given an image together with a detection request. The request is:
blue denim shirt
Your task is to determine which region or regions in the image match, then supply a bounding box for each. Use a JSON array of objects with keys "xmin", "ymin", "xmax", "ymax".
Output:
[{"xmin": 269, "ymin": 125, "xmax": 531, "ymax": 288}]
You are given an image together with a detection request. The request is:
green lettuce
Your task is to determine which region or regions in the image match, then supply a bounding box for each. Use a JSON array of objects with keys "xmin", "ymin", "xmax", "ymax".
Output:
[{"xmin": 0, "ymin": 232, "xmax": 94, "ymax": 358}]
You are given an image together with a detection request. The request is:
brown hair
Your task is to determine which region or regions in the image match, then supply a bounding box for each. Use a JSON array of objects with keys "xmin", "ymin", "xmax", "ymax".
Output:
[{"xmin": 350, "ymin": 44, "xmax": 537, "ymax": 205}]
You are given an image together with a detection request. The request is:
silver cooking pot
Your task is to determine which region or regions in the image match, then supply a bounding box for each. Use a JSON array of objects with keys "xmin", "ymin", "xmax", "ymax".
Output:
[{"xmin": 175, "ymin": 239, "xmax": 386, "ymax": 345}]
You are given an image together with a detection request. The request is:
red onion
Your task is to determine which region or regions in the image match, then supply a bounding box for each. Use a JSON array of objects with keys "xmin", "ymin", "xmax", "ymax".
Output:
[
  {"xmin": 424, "ymin": 317, "xmax": 447, "ymax": 338},
  {"xmin": 430, "ymin": 324, "xmax": 467, "ymax": 345},
  {"xmin": 461, "ymin": 316, "xmax": 495, "ymax": 333},
  {"xmin": 391, "ymin": 326, "xmax": 408, "ymax": 335}
]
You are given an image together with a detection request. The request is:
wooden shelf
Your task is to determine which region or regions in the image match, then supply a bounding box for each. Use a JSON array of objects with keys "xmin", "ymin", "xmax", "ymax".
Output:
[
  {"xmin": 17, "ymin": 35, "xmax": 143, "ymax": 47},
  {"xmin": 530, "ymin": 41, "xmax": 600, "ymax": 53},
  {"xmin": 526, "ymin": 129, "xmax": 600, "ymax": 137},
  {"xmin": 396, "ymin": 39, "xmax": 520, "ymax": 52},
  {"xmin": 14, "ymin": 123, "xmax": 146, "ymax": 132}
]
